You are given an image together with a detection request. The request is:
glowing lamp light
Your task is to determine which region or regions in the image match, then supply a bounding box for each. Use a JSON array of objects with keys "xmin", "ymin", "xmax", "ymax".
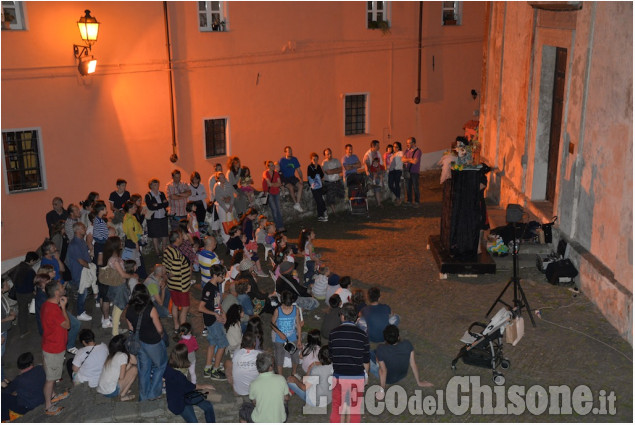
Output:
[
  {"xmin": 78, "ymin": 56, "xmax": 98, "ymax": 76},
  {"xmin": 73, "ymin": 10, "xmax": 100, "ymax": 76},
  {"xmin": 77, "ymin": 10, "xmax": 99, "ymax": 45}
]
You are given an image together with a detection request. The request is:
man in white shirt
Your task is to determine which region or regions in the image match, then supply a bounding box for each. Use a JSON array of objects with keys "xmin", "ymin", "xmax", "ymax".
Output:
[
  {"xmin": 71, "ymin": 329, "xmax": 108, "ymax": 388},
  {"xmin": 227, "ymin": 332, "xmax": 261, "ymax": 396}
]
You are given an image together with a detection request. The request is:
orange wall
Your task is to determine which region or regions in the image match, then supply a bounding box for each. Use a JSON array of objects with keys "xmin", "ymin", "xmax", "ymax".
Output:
[{"xmin": 1, "ymin": 1, "xmax": 485, "ymax": 261}]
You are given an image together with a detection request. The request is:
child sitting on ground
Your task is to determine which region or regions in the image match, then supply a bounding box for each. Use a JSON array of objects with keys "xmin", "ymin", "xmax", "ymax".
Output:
[
  {"xmin": 312, "ymin": 266, "xmax": 329, "ymax": 301},
  {"xmin": 324, "ymin": 271, "xmax": 341, "ymax": 303},
  {"xmin": 321, "ymin": 294, "xmax": 342, "ymax": 339},
  {"xmin": 299, "ymin": 228, "xmax": 322, "ymax": 286},
  {"xmin": 334, "ymin": 276, "xmax": 352, "ymax": 305},
  {"xmin": 177, "ymin": 322, "xmax": 199, "ymax": 384},
  {"xmin": 351, "ymin": 289, "xmax": 367, "ymax": 315}
]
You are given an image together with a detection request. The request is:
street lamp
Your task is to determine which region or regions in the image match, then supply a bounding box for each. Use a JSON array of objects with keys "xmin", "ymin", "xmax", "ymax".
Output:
[{"xmin": 73, "ymin": 10, "xmax": 100, "ymax": 76}]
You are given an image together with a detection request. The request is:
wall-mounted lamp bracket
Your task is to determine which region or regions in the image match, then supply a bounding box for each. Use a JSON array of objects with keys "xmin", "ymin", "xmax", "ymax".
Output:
[{"xmin": 73, "ymin": 44, "xmax": 91, "ymax": 58}]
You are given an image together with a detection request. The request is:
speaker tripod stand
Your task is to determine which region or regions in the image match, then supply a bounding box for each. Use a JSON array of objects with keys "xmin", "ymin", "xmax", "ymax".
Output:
[{"xmin": 486, "ymin": 223, "xmax": 536, "ymax": 327}]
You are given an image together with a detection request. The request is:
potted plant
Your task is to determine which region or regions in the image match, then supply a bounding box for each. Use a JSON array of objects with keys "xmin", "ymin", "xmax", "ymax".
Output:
[{"xmin": 368, "ymin": 19, "xmax": 391, "ymax": 35}]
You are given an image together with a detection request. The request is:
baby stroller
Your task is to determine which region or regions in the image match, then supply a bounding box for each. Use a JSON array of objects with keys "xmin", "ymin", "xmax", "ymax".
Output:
[
  {"xmin": 347, "ymin": 178, "xmax": 369, "ymax": 216},
  {"xmin": 451, "ymin": 307, "xmax": 513, "ymax": 385}
]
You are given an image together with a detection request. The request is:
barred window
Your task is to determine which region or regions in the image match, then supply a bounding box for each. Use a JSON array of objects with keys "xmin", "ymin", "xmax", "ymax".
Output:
[
  {"xmin": 367, "ymin": 1, "xmax": 391, "ymax": 29},
  {"xmin": 204, "ymin": 118, "xmax": 228, "ymax": 158},
  {"xmin": 442, "ymin": 1, "xmax": 462, "ymax": 26},
  {"xmin": 199, "ymin": 1, "xmax": 228, "ymax": 32},
  {"xmin": 1, "ymin": 1, "xmax": 27, "ymax": 31},
  {"xmin": 2, "ymin": 128, "xmax": 45, "ymax": 193},
  {"xmin": 345, "ymin": 94, "xmax": 368, "ymax": 136}
]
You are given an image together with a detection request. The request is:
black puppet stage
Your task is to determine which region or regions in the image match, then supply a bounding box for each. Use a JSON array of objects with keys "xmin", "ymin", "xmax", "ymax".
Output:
[{"xmin": 429, "ymin": 168, "xmax": 496, "ymax": 274}]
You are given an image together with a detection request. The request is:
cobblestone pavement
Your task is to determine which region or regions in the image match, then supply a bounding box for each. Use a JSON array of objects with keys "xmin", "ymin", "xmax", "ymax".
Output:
[{"xmin": 4, "ymin": 172, "xmax": 632, "ymax": 423}]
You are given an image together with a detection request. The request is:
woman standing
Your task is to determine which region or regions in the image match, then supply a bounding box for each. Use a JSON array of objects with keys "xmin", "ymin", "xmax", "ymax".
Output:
[
  {"xmin": 213, "ymin": 172, "xmax": 237, "ymax": 244},
  {"xmin": 307, "ymin": 153, "xmax": 327, "ymax": 222},
  {"xmin": 145, "ymin": 178, "xmax": 170, "ymax": 257},
  {"xmin": 226, "ymin": 156, "xmax": 247, "ymax": 217},
  {"xmin": 188, "ymin": 171, "xmax": 208, "ymax": 232},
  {"xmin": 388, "ymin": 141, "xmax": 404, "ymax": 205},
  {"xmin": 103, "ymin": 236, "xmax": 137, "ymax": 336},
  {"xmin": 125, "ymin": 284, "xmax": 167, "ymax": 401},
  {"xmin": 321, "ymin": 148, "xmax": 345, "ymax": 215},
  {"xmin": 262, "ymin": 160, "xmax": 285, "ymax": 231},
  {"xmin": 122, "ymin": 201, "xmax": 146, "ymax": 278}
]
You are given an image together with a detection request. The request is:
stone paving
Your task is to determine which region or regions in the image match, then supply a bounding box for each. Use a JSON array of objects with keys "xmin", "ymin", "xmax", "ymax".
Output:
[{"xmin": 4, "ymin": 172, "xmax": 632, "ymax": 423}]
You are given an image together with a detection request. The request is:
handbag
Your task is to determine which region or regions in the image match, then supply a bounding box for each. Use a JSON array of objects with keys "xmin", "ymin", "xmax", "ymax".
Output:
[
  {"xmin": 125, "ymin": 306, "xmax": 146, "ymax": 355},
  {"xmin": 99, "ymin": 265, "xmax": 125, "ymax": 287},
  {"xmin": 28, "ymin": 298, "xmax": 35, "ymax": 314},
  {"xmin": 184, "ymin": 390, "xmax": 208, "ymax": 405},
  {"xmin": 221, "ymin": 211, "xmax": 238, "ymax": 234}
]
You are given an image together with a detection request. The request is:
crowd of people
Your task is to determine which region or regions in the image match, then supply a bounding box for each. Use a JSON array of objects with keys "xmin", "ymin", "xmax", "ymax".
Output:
[{"xmin": 1, "ymin": 138, "xmax": 430, "ymax": 423}]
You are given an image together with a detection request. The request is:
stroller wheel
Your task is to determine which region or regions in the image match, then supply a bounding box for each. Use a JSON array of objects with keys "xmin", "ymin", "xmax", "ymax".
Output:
[
  {"xmin": 493, "ymin": 373, "xmax": 505, "ymax": 386},
  {"xmin": 501, "ymin": 359, "xmax": 511, "ymax": 369}
]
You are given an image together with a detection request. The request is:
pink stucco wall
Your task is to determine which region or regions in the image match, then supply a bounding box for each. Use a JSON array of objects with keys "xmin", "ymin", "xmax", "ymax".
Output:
[{"xmin": 1, "ymin": 1, "xmax": 486, "ymax": 262}]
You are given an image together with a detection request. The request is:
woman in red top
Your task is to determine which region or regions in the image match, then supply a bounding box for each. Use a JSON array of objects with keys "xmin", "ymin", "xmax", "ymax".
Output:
[{"xmin": 262, "ymin": 160, "xmax": 285, "ymax": 231}]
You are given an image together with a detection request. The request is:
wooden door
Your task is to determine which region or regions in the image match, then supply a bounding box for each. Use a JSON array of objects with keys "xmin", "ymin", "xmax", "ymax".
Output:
[{"xmin": 546, "ymin": 47, "xmax": 567, "ymax": 202}]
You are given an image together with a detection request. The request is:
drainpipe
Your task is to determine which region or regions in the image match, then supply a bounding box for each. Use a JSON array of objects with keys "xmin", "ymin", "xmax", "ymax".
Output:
[
  {"xmin": 163, "ymin": 1, "xmax": 178, "ymax": 163},
  {"xmin": 414, "ymin": 1, "xmax": 423, "ymax": 104}
]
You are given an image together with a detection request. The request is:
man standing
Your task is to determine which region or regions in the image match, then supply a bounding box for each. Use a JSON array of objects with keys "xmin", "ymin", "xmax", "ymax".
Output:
[
  {"xmin": 362, "ymin": 139, "xmax": 383, "ymax": 173},
  {"xmin": 342, "ymin": 144, "xmax": 364, "ymax": 186},
  {"xmin": 45, "ymin": 197, "xmax": 68, "ymax": 238},
  {"xmin": 279, "ymin": 146, "xmax": 304, "ymax": 212},
  {"xmin": 163, "ymin": 230, "xmax": 192, "ymax": 332},
  {"xmin": 65, "ymin": 222, "xmax": 92, "ymax": 321},
  {"xmin": 40, "ymin": 243, "xmax": 80, "ymax": 354},
  {"xmin": 402, "ymin": 137, "xmax": 422, "ymax": 207},
  {"xmin": 328, "ymin": 303, "xmax": 370, "ymax": 423},
  {"xmin": 167, "ymin": 170, "xmax": 192, "ymax": 229},
  {"xmin": 108, "ymin": 179, "xmax": 131, "ymax": 216},
  {"xmin": 198, "ymin": 236, "xmax": 220, "ymax": 287},
  {"xmin": 41, "ymin": 281, "xmax": 71, "ymax": 416},
  {"xmin": 8, "ymin": 251, "xmax": 39, "ymax": 338},
  {"xmin": 63, "ymin": 204, "xmax": 81, "ymax": 242}
]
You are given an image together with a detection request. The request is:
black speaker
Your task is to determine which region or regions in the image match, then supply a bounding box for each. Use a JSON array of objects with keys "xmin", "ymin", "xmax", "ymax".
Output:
[{"xmin": 506, "ymin": 204, "xmax": 524, "ymax": 223}]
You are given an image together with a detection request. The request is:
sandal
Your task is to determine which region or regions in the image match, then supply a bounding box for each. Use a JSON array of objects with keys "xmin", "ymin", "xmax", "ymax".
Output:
[
  {"xmin": 50, "ymin": 391, "xmax": 70, "ymax": 404},
  {"xmin": 45, "ymin": 405, "xmax": 64, "ymax": 416},
  {"xmin": 120, "ymin": 393, "xmax": 136, "ymax": 402}
]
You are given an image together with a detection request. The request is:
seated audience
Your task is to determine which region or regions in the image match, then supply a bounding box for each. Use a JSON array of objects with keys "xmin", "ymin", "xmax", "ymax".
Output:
[
  {"xmin": 321, "ymin": 294, "xmax": 342, "ymax": 339},
  {"xmin": 370, "ymin": 325, "xmax": 432, "ymax": 399},
  {"xmin": 1, "ymin": 352, "xmax": 46, "ymax": 421},
  {"xmin": 358, "ymin": 287, "xmax": 400, "ymax": 343},
  {"xmin": 287, "ymin": 345, "xmax": 334, "ymax": 408},
  {"xmin": 70, "ymin": 329, "xmax": 108, "ymax": 388},
  {"xmin": 164, "ymin": 344, "xmax": 216, "ymax": 423},
  {"xmin": 239, "ymin": 352, "xmax": 289, "ymax": 423},
  {"xmin": 225, "ymin": 331, "xmax": 261, "ymax": 396},
  {"xmin": 96, "ymin": 334, "xmax": 138, "ymax": 401}
]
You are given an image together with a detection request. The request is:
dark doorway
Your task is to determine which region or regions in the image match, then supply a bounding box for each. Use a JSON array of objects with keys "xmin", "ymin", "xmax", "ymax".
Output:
[{"xmin": 546, "ymin": 47, "xmax": 567, "ymax": 202}]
